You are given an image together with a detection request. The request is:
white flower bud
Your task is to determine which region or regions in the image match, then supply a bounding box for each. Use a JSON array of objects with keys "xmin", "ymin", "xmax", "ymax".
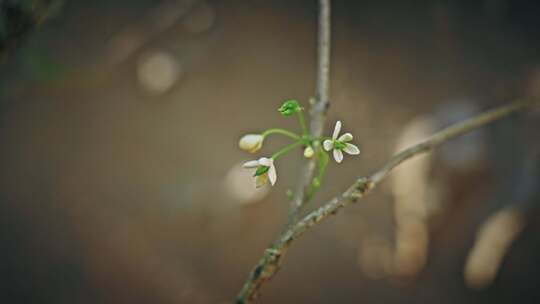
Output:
[
  {"xmin": 239, "ymin": 134, "xmax": 264, "ymax": 153},
  {"xmin": 303, "ymin": 146, "xmax": 314, "ymax": 158}
]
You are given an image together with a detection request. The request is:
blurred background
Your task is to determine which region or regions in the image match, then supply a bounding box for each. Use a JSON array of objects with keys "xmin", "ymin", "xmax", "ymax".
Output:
[{"xmin": 1, "ymin": 0, "xmax": 539, "ymax": 303}]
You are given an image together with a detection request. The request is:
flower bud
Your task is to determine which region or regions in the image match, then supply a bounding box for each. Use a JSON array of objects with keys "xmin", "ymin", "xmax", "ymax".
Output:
[
  {"xmin": 239, "ymin": 134, "xmax": 264, "ymax": 153},
  {"xmin": 303, "ymin": 146, "xmax": 314, "ymax": 158},
  {"xmin": 278, "ymin": 99, "xmax": 301, "ymax": 116}
]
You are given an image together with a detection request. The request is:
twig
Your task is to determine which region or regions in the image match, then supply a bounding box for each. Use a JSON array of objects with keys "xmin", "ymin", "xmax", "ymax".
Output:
[
  {"xmin": 235, "ymin": 99, "xmax": 535, "ymax": 304},
  {"xmin": 289, "ymin": 0, "xmax": 332, "ymax": 223}
]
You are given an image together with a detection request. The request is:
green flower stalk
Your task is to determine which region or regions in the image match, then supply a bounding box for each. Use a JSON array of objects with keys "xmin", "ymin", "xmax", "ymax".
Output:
[{"xmin": 239, "ymin": 100, "xmax": 361, "ymax": 191}]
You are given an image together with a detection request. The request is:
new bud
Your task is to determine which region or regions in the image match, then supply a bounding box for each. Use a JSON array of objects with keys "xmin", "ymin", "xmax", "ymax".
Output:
[
  {"xmin": 278, "ymin": 99, "xmax": 301, "ymax": 116},
  {"xmin": 303, "ymin": 146, "xmax": 314, "ymax": 158},
  {"xmin": 239, "ymin": 134, "xmax": 264, "ymax": 153}
]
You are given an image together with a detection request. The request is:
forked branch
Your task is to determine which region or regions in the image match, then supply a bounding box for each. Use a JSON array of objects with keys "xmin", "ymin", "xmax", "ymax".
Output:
[{"xmin": 235, "ymin": 99, "xmax": 536, "ymax": 304}]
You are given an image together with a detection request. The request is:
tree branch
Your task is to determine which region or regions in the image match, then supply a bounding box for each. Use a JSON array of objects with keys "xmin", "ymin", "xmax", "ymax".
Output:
[
  {"xmin": 289, "ymin": 0, "xmax": 332, "ymax": 223},
  {"xmin": 235, "ymin": 99, "xmax": 536, "ymax": 304}
]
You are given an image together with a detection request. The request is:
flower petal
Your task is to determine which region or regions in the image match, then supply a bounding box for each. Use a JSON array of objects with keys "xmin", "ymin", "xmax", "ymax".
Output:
[
  {"xmin": 258, "ymin": 157, "xmax": 273, "ymax": 167},
  {"xmin": 256, "ymin": 174, "xmax": 268, "ymax": 188},
  {"xmin": 243, "ymin": 160, "xmax": 260, "ymax": 168},
  {"xmin": 338, "ymin": 132, "xmax": 353, "ymax": 142},
  {"xmin": 323, "ymin": 140, "xmax": 333, "ymax": 151},
  {"xmin": 332, "ymin": 120, "xmax": 342, "ymax": 140},
  {"xmin": 344, "ymin": 143, "xmax": 360, "ymax": 155},
  {"xmin": 333, "ymin": 149, "xmax": 343, "ymax": 163},
  {"xmin": 268, "ymin": 165, "xmax": 277, "ymax": 185}
]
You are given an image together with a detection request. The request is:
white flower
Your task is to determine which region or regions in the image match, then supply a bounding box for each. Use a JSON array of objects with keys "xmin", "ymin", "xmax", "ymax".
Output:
[
  {"xmin": 239, "ymin": 134, "xmax": 264, "ymax": 153},
  {"xmin": 303, "ymin": 146, "xmax": 314, "ymax": 158},
  {"xmin": 243, "ymin": 157, "xmax": 277, "ymax": 188},
  {"xmin": 323, "ymin": 121, "xmax": 360, "ymax": 163}
]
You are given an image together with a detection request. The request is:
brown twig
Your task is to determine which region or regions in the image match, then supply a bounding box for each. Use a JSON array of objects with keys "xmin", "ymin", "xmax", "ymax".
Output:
[
  {"xmin": 235, "ymin": 99, "xmax": 535, "ymax": 304},
  {"xmin": 288, "ymin": 0, "xmax": 332, "ymax": 224}
]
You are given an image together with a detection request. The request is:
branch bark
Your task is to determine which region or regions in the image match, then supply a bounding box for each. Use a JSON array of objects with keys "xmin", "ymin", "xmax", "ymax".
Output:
[
  {"xmin": 235, "ymin": 99, "xmax": 536, "ymax": 304},
  {"xmin": 289, "ymin": 0, "xmax": 332, "ymax": 223}
]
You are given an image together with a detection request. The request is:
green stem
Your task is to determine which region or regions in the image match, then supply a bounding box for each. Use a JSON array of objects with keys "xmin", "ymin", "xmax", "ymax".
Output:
[
  {"xmin": 271, "ymin": 140, "xmax": 305, "ymax": 160},
  {"xmin": 297, "ymin": 111, "xmax": 308, "ymax": 136},
  {"xmin": 316, "ymin": 150, "xmax": 329, "ymax": 181},
  {"xmin": 306, "ymin": 148, "xmax": 329, "ymax": 201},
  {"xmin": 262, "ymin": 128, "xmax": 301, "ymax": 140}
]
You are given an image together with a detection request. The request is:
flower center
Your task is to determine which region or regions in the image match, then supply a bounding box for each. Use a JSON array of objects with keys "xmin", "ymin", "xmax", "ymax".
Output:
[
  {"xmin": 254, "ymin": 166, "xmax": 270, "ymax": 177},
  {"xmin": 333, "ymin": 141, "xmax": 346, "ymax": 150}
]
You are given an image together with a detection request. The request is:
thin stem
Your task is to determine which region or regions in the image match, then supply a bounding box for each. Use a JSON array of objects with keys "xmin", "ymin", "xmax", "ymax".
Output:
[
  {"xmin": 297, "ymin": 111, "xmax": 308, "ymax": 135},
  {"xmin": 235, "ymin": 99, "xmax": 536, "ymax": 304},
  {"xmin": 288, "ymin": 0, "xmax": 332, "ymax": 224},
  {"xmin": 316, "ymin": 0, "xmax": 331, "ymax": 108},
  {"xmin": 316, "ymin": 150, "xmax": 329, "ymax": 181},
  {"xmin": 271, "ymin": 140, "xmax": 306, "ymax": 160},
  {"xmin": 262, "ymin": 128, "xmax": 301, "ymax": 140},
  {"xmin": 306, "ymin": 148, "xmax": 329, "ymax": 201}
]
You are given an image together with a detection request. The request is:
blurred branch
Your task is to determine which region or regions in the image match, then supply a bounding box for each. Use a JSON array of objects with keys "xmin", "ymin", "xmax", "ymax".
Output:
[
  {"xmin": 236, "ymin": 99, "xmax": 536, "ymax": 303},
  {"xmin": 288, "ymin": 0, "xmax": 332, "ymax": 223},
  {"xmin": 0, "ymin": 0, "xmax": 63, "ymax": 60},
  {"xmin": 106, "ymin": 0, "xmax": 200, "ymax": 65}
]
